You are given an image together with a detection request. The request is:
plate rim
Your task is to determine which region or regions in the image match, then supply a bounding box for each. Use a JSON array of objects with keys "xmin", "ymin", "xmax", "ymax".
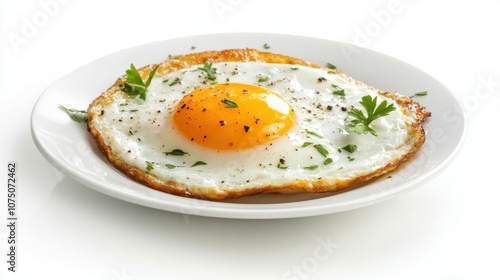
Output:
[{"xmin": 30, "ymin": 32, "xmax": 468, "ymax": 219}]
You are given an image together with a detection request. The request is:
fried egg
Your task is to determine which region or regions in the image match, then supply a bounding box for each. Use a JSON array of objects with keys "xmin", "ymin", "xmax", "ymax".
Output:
[{"xmin": 87, "ymin": 49, "xmax": 429, "ymax": 200}]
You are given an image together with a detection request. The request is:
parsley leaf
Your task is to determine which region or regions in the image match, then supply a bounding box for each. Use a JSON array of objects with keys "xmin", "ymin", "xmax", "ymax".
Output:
[
  {"xmin": 326, "ymin": 63, "xmax": 337, "ymax": 70},
  {"xmin": 277, "ymin": 163, "xmax": 288, "ymax": 170},
  {"xmin": 410, "ymin": 91, "xmax": 428, "ymax": 98},
  {"xmin": 198, "ymin": 62, "xmax": 217, "ymax": 81},
  {"xmin": 306, "ymin": 129, "xmax": 323, "ymax": 138},
  {"xmin": 145, "ymin": 161, "xmax": 154, "ymax": 172},
  {"xmin": 221, "ymin": 98, "xmax": 238, "ymax": 108},
  {"xmin": 303, "ymin": 165, "xmax": 319, "ymax": 170},
  {"xmin": 164, "ymin": 149, "xmax": 188, "ymax": 156},
  {"xmin": 342, "ymin": 144, "xmax": 357, "ymax": 153},
  {"xmin": 258, "ymin": 76, "xmax": 270, "ymax": 83},
  {"xmin": 122, "ymin": 64, "xmax": 159, "ymax": 101},
  {"xmin": 59, "ymin": 105, "xmax": 88, "ymax": 123},
  {"xmin": 191, "ymin": 161, "xmax": 207, "ymax": 167},
  {"xmin": 314, "ymin": 144, "xmax": 329, "ymax": 157},
  {"xmin": 345, "ymin": 95, "xmax": 396, "ymax": 136},
  {"xmin": 165, "ymin": 164, "xmax": 177, "ymax": 169},
  {"xmin": 331, "ymin": 84, "xmax": 345, "ymax": 97},
  {"xmin": 323, "ymin": 158, "xmax": 333, "ymax": 165},
  {"xmin": 301, "ymin": 142, "xmax": 313, "ymax": 147}
]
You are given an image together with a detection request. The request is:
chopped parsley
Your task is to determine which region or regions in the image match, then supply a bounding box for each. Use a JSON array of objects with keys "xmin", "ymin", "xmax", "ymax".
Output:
[
  {"xmin": 331, "ymin": 84, "xmax": 345, "ymax": 97},
  {"xmin": 221, "ymin": 98, "xmax": 238, "ymax": 108},
  {"xmin": 326, "ymin": 63, "xmax": 337, "ymax": 70},
  {"xmin": 122, "ymin": 64, "xmax": 159, "ymax": 101},
  {"xmin": 145, "ymin": 161, "xmax": 154, "ymax": 172},
  {"xmin": 345, "ymin": 95, "xmax": 396, "ymax": 136},
  {"xmin": 314, "ymin": 144, "xmax": 329, "ymax": 157},
  {"xmin": 342, "ymin": 144, "xmax": 358, "ymax": 153},
  {"xmin": 323, "ymin": 158, "xmax": 333, "ymax": 165},
  {"xmin": 301, "ymin": 142, "xmax": 313, "ymax": 147},
  {"xmin": 164, "ymin": 149, "xmax": 188, "ymax": 156},
  {"xmin": 198, "ymin": 62, "xmax": 217, "ymax": 81},
  {"xmin": 258, "ymin": 76, "xmax": 270, "ymax": 83},
  {"xmin": 303, "ymin": 165, "xmax": 319, "ymax": 171},
  {"xmin": 277, "ymin": 163, "xmax": 288, "ymax": 170},
  {"xmin": 306, "ymin": 129, "xmax": 323, "ymax": 138},
  {"xmin": 59, "ymin": 105, "xmax": 88, "ymax": 123},
  {"xmin": 410, "ymin": 91, "xmax": 428, "ymax": 98},
  {"xmin": 191, "ymin": 161, "xmax": 207, "ymax": 167}
]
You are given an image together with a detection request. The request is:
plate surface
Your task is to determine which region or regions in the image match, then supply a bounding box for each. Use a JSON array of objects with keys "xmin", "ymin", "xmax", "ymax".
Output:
[{"xmin": 31, "ymin": 33, "xmax": 466, "ymax": 219}]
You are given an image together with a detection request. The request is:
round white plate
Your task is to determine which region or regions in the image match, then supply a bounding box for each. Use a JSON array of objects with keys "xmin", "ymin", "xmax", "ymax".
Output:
[{"xmin": 31, "ymin": 33, "xmax": 467, "ymax": 219}]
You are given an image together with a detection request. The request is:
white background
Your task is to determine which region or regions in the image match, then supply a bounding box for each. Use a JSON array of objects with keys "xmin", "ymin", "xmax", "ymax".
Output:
[{"xmin": 1, "ymin": 0, "xmax": 499, "ymax": 279}]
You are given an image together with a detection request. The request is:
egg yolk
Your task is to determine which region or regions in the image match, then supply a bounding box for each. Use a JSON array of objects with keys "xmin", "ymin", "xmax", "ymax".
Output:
[{"xmin": 173, "ymin": 83, "xmax": 296, "ymax": 150}]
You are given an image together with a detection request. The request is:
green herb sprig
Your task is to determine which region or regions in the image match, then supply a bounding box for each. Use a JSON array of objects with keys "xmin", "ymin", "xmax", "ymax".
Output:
[
  {"xmin": 221, "ymin": 98, "xmax": 238, "ymax": 108},
  {"xmin": 59, "ymin": 105, "xmax": 88, "ymax": 123},
  {"xmin": 122, "ymin": 64, "xmax": 159, "ymax": 101},
  {"xmin": 410, "ymin": 91, "xmax": 428, "ymax": 98},
  {"xmin": 198, "ymin": 62, "xmax": 217, "ymax": 81},
  {"xmin": 345, "ymin": 95, "xmax": 396, "ymax": 136}
]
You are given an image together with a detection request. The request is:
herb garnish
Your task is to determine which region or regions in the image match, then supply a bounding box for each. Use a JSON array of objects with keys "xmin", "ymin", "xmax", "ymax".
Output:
[
  {"xmin": 263, "ymin": 43, "xmax": 270, "ymax": 49},
  {"xmin": 306, "ymin": 129, "xmax": 323, "ymax": 138},
  {"xmin": 258, "ymin": 76, "xmax": 270, "ymax": 83},
  {"xmin": 198, "ymin": 62, "xmax": 217, "ymax": 81},
  {"xmin": 164, "ymin": 149, "xmax": 188, "ymax": 156},
  {"xmin": 345, "ymin": 95, "xmax": 396, "ymax": 136},
  {"xmin": 221, "ymin": 98, "xmax": 238, "ymax": 108},
  {"xmin": 191, "ymin": 161, "xmax": 207, "ymax": 167},
  {"xmin": 326, "ymin": 63, "xmax": 337, "ymax": 70},
  {"xmin": 301, "ymin": 142, "xmax": 313, "ymax": 148},
  {"xmin": 323, "ymin": 158, "xmax": 333, "ymax": 165},
  {"xmin": 331, "ymin": 84, "xmax": 345, "ymax": 97},
  {"xmin": 145, "ymin": 161, "xmax": 154, "ymax": 172},
  {"xmin": 342, "ymin": 144, "xmax": 358, "ymax": 153},
  {"xmin": 303, "ymin": 165, "xmax": 319, "ymax": 170},
  {"xmin": 165, "ymin": 164, "xmax": 177, "ymax": 169},
  {"xmin": 277, "ymin": 163, "xmax": 288, "ymax": 170},
  {"xmin": 59, "ymin": 105, "xmax": 88, "ymax": 123},
  {"xmin": 122, "ymin": 64, "xmax": 159, "ymax": 101},
  {"xmin": 410, "ymin": 91, "xmax": 428, "ymax": 98},
  {"xmin": 314, "ymin": 144, "xmax": 329, "ymax": 157}
]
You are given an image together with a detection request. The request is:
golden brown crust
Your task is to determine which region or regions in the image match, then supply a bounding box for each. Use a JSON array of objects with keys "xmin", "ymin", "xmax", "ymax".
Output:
[{"xmin": 87, "ymin": 49, "xmax": 430, "ymax": 200}]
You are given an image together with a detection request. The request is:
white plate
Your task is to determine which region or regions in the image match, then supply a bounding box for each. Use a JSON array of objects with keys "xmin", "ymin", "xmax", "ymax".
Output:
[{"xmin": 31, "ymin": 33, "xmax": 467, "ymax": 219}]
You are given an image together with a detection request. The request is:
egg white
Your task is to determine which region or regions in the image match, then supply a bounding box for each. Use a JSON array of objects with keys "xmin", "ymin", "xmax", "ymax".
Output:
[{"xmin": 94, "ymin": 62, "xmax": 412, "ymax": 191}]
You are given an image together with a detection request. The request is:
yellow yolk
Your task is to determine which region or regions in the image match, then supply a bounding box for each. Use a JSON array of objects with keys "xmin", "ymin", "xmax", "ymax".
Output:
[{"xmin": 173, "ymin": 83, "xmax": 296, "ymax": 150}]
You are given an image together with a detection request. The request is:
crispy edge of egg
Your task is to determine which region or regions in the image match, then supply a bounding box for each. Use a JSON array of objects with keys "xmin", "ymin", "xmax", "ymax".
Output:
[{"xmin": 87, "ymin": 49, "xmax": 431, "ymax": 200}]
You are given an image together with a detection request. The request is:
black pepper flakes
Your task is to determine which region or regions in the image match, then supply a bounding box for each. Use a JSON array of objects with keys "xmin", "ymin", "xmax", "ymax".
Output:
[
  {"xmin": 243, "ymin": 125, "xmax": 250, "ymax": 132},
  {"xmin": 341, "ymin": 106, "xmax": 347, "ymax": 112},
  {"xmin": 219, "ymin": 120, "xmax": 226, "ymax": 126},
  {"xmin": 317, "ymin": 77, "xmax": 327, "ymax": 83}
]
